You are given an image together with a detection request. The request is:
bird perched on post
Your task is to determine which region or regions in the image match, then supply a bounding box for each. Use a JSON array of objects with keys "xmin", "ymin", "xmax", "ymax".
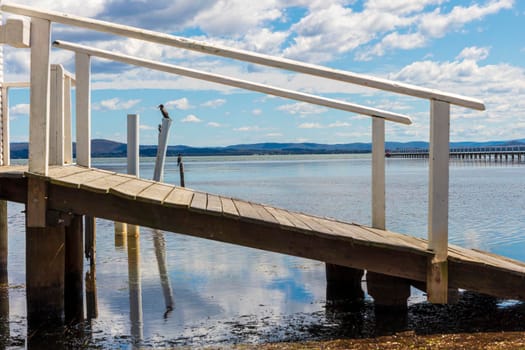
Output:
[{"xmin": 158, "ymin": 104, "xmax": 171, "ymax": 119}]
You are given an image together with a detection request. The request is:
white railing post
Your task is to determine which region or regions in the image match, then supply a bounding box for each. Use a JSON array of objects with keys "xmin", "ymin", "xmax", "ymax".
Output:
[
  {"xmin": 372, "ymin": 117, "xmax": 385, "ymax": 230},
  {"xmin": 49, "ymin": 64, "xmax": 65, "ymax": 165},
  {"xmin": 1, "ymin": 86, "xmax": 8, "ymax": 166},
  {"xmin": 63, "ymin": 75, "xmax": 73, "ymax": 164},
  {"xmin": 427, "ymin": 99, "xmax": 450, "ymax": 304},
  {"xmin": 29, "ymin": 18, "xmax": 51, "ymax": 175},
  {"xmin": 75, "ymin": 52, "xmax": 91, "ymax": 167},
  {"xmin": 127, "ymin": 114, "xmax": 139, "ymax": 177}
]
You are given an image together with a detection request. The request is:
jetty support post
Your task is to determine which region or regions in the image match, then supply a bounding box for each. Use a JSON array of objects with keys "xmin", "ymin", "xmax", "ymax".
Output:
[
  {"xmin": 85, "ymin": 216, "xmax": 98, "ymax": 319},
  {"xmin": 427, "ymin": 99, "xmax": 450, "ymax": 304},
  {"xmin": 64, "ymin": 215, "xmax": 84, "ymax": 323}
]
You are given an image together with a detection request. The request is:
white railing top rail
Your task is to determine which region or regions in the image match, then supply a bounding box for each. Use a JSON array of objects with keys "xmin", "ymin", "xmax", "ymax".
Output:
[
  {"xmin": 1, "ymin": 2, "xmax": 485, "ymax": 111},
  {"xmin": 53, "ymin": 40, "xmax": 411, "ymax": 125}
]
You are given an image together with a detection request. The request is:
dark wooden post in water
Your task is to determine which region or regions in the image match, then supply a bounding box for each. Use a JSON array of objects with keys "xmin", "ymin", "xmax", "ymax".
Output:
[
  {"xmin": 325, "ymin": 264, "xmax": 364, "ymax": 302},
  {"xmin": 367, "ymin": 272, "xmax": 410, "ymax": 333},
  {"xmin": 178, "ymin": 154, "xmax": 185, "ymax": 187},
  {"xmin": 26, "ymin": 177, "xmax": 65, "ymax": 328},
  {"xmin": 85, "ymin": 215, "xmax": 98, "ymax": 319},
  {"xmin": 64, "ymin": 214, "xmax": 84, "ymax": 323},
  {"xmin": 0, "ymin": 200, "xmax": 7, "ymax": 285}
]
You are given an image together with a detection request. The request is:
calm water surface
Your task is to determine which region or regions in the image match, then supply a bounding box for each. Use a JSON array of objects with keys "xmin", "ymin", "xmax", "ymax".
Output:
[{"xmin": 3, "ymin": 154, "xmax": 525, "ymax": 347}]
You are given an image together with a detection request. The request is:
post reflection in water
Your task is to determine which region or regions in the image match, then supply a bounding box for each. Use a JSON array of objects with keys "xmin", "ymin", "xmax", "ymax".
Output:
[
  {"xmin": 0, "ymin": 284, "xmax": 9, "ymax": 349},
  {"xmin": 152, "ymin": 229, "xmax": 175, "ymax": 316},
  {"xmin": 127, "ymin": 226, "xmax": 143, "ymax": 344}
]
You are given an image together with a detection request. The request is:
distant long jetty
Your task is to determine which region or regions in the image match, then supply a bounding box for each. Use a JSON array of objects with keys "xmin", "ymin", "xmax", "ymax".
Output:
[{"xmin": 388, "ymin": 145, "xmax": 525, "ymax": 162}]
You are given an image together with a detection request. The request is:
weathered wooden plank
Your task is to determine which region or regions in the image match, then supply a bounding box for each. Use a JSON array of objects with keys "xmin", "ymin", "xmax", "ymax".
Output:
[
  {"xmin": 276, "ymin": 209, "xmax": 313, "ymax": 231},
  {"xmin": 189, "ymin": 192, "xmax": 207, "ymax": 212},
  {"xmin": 163, "ymin": 187, "xmax": 194, "ymax": 208},
  {"xmin": 206, "ymin": 194, "xmax": 222, "ymax": 214},
  {"xmin": 110, "ymin": 178, "xmax": 155, "ymax": 199},
  {"xmin": 249, "ymin": 203, "xmax": 279, "ymax": 225},
  {"xmin": 264, "ymin": 206, "xmax": 294, "ymax": 228},
  {"xmin": 47, "ymin": 165, "xmax": 90, "ymax": 179},
  {"xmin": 0, "ymin": 165, "xmax": 28, "ymax": 177},
  {"xmin": 295, "ymin": 213, "xmax": 333, "ymax": 235},
  {"xmin": 80, "ymin": 173, "xmax": 134, "ymax": 194},
  {"xmin": 220, "ymin": 196, "xmax": 239, "ymax": 218},
  {"xmin": 75, "ymin": 52, "xmax": 91, "ymax": 167},
  {"xmin": 52, "ymin": 169, "xmax": 113, "ymax": 189},
  {"xmin": 234, "ymin": 200, "xmax": 264, "ymax": 222},
  {"xmin": 136, "ymin": 183, "xmax": 173, "ymax": 204}
]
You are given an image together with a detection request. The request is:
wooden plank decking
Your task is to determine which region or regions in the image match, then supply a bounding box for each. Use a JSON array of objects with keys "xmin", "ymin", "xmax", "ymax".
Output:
[{"xmin": 1, "ymin": 164, "xmax": 525, "ymax": 300}]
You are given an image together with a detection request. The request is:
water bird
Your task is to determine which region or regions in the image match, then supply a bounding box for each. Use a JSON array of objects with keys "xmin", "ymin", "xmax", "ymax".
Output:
[
  {"xmin": 158, "ymin": 124, "xmax": 162, "ymax": 133},
  {"xmin": 158, "ymin": 104, "xmax": 170, "ymax": 119}
]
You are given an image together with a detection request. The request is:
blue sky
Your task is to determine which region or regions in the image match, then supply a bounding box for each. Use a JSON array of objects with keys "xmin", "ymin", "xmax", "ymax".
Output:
[{"xmin": 3, "ymin": 0, "xmax": 524, "ymax": 146}]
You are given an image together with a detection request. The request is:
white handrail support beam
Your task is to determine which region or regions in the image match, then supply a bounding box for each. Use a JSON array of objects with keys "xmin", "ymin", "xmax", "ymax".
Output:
[
  {"xmin": 53, "ymin": 41, "xmax": 412, "ymax": 125},
  {"xmin": 75, "ymin": 52, "xmax": 91, "ymax": 167},
  {"xmin": 427, "ymin": 99, "xmax": 450, "ymax": 304},
  {"xmin": 28, "ymin": 18, "xmax": 51, "ymax": 175},
  {"xmin": 1, "ymin": 3, "xmax": 485, "ymax": 111}
]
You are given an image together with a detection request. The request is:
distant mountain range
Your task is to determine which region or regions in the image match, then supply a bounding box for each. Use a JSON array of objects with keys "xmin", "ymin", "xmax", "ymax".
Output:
[{"xmin": 9, "ymin": 138, "xmax": 525, "ymax": 159}]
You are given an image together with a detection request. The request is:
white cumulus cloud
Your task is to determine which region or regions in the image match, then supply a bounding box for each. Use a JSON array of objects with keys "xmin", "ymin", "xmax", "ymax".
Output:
[{"xmin": 181, "ymin": 114, "xmax": 202, "ymax": 123}]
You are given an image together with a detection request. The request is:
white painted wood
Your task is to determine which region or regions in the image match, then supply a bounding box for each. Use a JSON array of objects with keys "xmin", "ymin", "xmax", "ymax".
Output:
[
  {"xmin": 2, "ymin": 4, "xmax": 484, "ymax": 111},
  {"xmin": 127, "ymin": 114, "xmax": 139, "ymax": 177},
  {"xmin": 371, "ymin": 117, "xmax": 385, "ymax": 230},
  {"xmin": 2, "ymin": 18, "xmax": 30, "ymax": 48},
  {"xmin": 28, "ymin": 18, "xmax": 51, "ymax": 175},
  {"xmin": 63, "ymin": 75, "xmax": 73, "ymax": 164},
  {"xmin": 49, "ymin": 64, "xmax": 65, "ymax": 166},
  {"xmin": 428, "ymin": 100, "xmax": 450, "ymax": 259},
  {"xmin": 1, "ymin": 86, "xmax": 9, "ymax": 166},
  {"xmin": 427, "ymin": 99, "xmax": 450, "ymax": 304},
  {"xmin": 153, "ymin": 117, "xmax": 171, "ymax": 182},
  {"xmin": 75, "ymin": 52, "xmax": 91, "ymax": 167},
  {"xmin": 54, "ymin": 41, "xmax": 412, "ymax": 125}
]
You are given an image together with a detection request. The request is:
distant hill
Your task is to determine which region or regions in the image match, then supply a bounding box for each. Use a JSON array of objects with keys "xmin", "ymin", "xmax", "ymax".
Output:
[{"xmin": 8, "ymin": 138, "xmax": 525, "ymax": 159}]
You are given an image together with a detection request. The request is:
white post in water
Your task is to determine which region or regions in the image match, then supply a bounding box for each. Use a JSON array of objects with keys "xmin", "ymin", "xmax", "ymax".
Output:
[
  {"xmin": 75, "ymin": 52, "xmax": 91, "ymax": 167},
  {"xmin": 371, "ymin": 117, "xmax": 385, "ymax": 230},
  {"xmin": 153, "ymin": 117, "xmax": 172, "ymax": 182},
  {"xmin": 427, "ymin": 99, "xmax": 450, "ymax": 304}
]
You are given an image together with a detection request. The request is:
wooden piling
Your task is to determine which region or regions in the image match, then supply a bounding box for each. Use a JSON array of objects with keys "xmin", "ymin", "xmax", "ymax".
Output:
[
  {"xmin": 26, "ymin": 224, "xmax": 65, "ymax": 328},
  {"xmin": 0, "ymin": 200, "xmax": 7, "ymax": 285},
  {"xmin": 65, "ymin": 214, "xmax": 84, "ymax": 323},
  {"xmin": 84, "ymin": 215, "xmax": 98, "ymax": 319},
  {"xmin": 325, "ymin": 263, "xmax": 364, "ymax": 302}
]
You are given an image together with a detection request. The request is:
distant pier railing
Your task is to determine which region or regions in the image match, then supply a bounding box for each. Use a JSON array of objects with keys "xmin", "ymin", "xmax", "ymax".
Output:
[{"xmin": 388, "ymin": 145, "xmax": 525, "ymax": 162}]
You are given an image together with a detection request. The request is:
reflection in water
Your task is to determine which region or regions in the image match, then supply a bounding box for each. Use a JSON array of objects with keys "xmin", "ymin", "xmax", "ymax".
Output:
[
  {"xmin": 0, "ymin": 285, "xmax": 8, "ymax": 349},
  {"xmin": 152, "ymin": 230, "xmax": 175, "ymax": 315},
  {"xmin": 127, "ymin": 229, "xmax": 143, "ymax": 344}
]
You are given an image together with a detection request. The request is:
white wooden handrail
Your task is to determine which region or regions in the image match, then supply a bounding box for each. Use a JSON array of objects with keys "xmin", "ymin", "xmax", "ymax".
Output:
[
  {"xmin": 53, "ymin": 41, "xmax": 411, "ymax": 125},
  {"xmin": 2, "ymin": 3, "xmax": 485, "ymax": 111}
]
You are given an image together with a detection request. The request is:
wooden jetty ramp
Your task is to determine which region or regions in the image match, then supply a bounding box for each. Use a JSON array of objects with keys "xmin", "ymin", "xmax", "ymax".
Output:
[{"xmin": 2, "ymin": 165, "xmax": 525, "ymax": 306}]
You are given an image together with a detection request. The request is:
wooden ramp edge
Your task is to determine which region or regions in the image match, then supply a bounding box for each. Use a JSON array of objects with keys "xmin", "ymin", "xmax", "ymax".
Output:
[{"xmin": 2, "ymin": 164, "xmax": 525, "ymax": 300}]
